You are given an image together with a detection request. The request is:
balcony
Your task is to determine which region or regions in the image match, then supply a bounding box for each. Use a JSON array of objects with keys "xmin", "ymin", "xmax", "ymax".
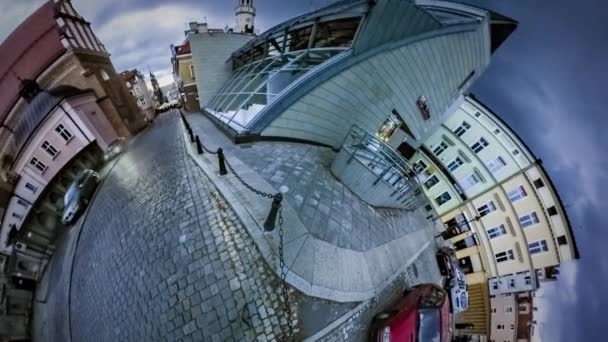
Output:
[{"xmin": 331, "ymin": 125, "xmax": 425, "ymax": 210}]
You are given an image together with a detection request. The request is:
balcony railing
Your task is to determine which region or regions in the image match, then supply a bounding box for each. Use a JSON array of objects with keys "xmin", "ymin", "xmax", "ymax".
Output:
[{"xmin": 331, "ymin": 125, "xmax": 426, "ymax": 210}]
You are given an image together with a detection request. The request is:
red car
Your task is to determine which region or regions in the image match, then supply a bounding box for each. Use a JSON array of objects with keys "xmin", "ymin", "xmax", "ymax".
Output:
[{"xmin": 370, "ymin": 284, "xmax": 452, "ymax": 342}]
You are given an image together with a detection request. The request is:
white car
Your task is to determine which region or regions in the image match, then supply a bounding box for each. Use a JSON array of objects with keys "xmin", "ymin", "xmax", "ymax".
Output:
[{"xmin": 448, "ymin": 266, "xmax": 469, "ymax": 314}]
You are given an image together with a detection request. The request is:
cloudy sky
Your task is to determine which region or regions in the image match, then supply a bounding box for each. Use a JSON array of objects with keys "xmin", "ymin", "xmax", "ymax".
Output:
[{"xmin": 2, "ymin": 0, "xmax": 607, "ymax": 340}]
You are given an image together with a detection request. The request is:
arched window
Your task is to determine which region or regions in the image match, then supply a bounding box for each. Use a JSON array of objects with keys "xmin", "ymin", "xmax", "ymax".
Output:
[{"xmin": 100, "ymin": 70, "xmax": 110, "ymax": 81}]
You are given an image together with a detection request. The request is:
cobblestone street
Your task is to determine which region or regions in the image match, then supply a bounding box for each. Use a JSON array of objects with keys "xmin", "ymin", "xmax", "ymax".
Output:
[{"xmin": 33, "ymin": 111, "xmax": 443, "ymax": 341}]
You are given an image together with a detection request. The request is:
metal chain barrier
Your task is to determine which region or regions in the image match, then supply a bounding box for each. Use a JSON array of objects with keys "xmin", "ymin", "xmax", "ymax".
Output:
[
  {"xmin": 181, "ymin": 113, "xmax": 294, "ymax": 341},
  {"xmin": 278, "ymin": 206, "xmax": 295, "ymax": 341}
]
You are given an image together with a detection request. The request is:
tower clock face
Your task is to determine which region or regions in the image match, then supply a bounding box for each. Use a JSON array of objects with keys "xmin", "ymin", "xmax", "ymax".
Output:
[{"xmin": 245, "ymin": 17, "xmax": 251, "ymax": 23}]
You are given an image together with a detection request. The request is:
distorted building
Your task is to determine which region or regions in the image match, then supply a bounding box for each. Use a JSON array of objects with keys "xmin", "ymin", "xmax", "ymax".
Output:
[
  {"xmin": 410, "ymin": 95, "xmax": 579, "ymax": 335},
  {"xmin": 120, "ymin": 69, "xmax": 155, "ymax": 120},
  {"xmin": 0, "ymin": 1, "xmax": 135, "ymax": 337},
  {"xmin": 199, "ymin": 0, "xmax": 515, "ymax": 211}
]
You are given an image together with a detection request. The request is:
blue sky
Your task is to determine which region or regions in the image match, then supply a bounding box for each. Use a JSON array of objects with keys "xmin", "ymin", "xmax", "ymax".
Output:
[{"xmin": 2, "ymin": 1, "xmax": 607, "ymax": 340}]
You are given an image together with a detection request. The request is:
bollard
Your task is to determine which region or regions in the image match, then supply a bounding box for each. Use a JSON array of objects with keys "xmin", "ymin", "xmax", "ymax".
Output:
[
  {"xmin": 263, "ymin": 193, "xmax": 283, "ymax": 232},
  {"xmin": 195, "ymin": 136, "xmax": 203, "ymax": 154},
  {"xmin": 217, "ymin": 148, "xmax": 228, "ymax": 175}
]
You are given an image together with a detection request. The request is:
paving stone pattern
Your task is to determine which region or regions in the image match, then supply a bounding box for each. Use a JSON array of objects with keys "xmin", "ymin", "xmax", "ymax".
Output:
[
  {"xmin": 317, "ymin": 244, "xmax": 443, "ymax": 342},
  {"xmin": 188, "ymin": 113, "xmax": 438, "ymax": 252},
  {"xmin": 69, "ymin": 113, "xmax": 299, "ymax": 342}
]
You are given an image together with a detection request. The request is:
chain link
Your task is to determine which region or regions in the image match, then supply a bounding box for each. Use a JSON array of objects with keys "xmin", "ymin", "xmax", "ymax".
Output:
[
  {"xmin": 278, "ymin": 206, "xmax": 295, "ymax": 341},
  {"xmin": 223, "ymin": 157, "xmax": 275, "ymax": 199},
  {"xmin": 185, "ymin": 116, "xmax": 294, "ymax": 340}
]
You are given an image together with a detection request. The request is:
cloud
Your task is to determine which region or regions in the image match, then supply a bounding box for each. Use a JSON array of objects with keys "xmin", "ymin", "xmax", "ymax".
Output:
[{"xmin": 0, "ymin": 0, "xmax": 46, "ymax": 43}]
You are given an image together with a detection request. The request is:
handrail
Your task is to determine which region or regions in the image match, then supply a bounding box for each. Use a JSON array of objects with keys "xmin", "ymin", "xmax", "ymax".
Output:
[{"xmin": 341, "ymin": 125, "xmax": 425, "ymax": 209}]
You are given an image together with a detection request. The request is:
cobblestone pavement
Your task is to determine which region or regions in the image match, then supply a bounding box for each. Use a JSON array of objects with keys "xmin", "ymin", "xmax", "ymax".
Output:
[
  {"xmin": 187, "ymin": 113, "xmax": 439, "ymax": 252},
  {"xmin": 317, "ymin": 243, "xmax": 443, "ymax": 342},
  {"xmin": 65, "ymin": 112, "xmax": 299, "ymax": 341}
]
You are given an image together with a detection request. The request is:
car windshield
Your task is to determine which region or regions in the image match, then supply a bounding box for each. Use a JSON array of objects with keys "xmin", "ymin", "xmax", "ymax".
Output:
[
  {"xmin": 418, "ymin": 309, "xmax": 441, "ymax": 342},
  {"xmin": 64, "ymin": 182, "xmax": 80, "ymax": 204}
]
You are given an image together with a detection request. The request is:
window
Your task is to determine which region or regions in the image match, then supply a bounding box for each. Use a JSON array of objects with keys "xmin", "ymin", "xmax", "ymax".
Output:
[
  {"xmin": 486, "ymin": 157, "xmax": 506, "ymax": 173},
  {"xmin": 487, "ymin": 224, "xmax": 507, "ymax": 239},
  {"xmin": 557, "ymin": 235, "xmax": 568, "ymax": 246},
  {"xmin": 529, "ymin": 240, "xmax": 549, "ymax": 255},
  {"xmin": 474, "ymin": 112, "xmax": 481, "ymax": 117},
  {"xmin": 477, "ymin": 201, "xmax": 497, "ymax": 217},
  {"xmin": 29, "ymin": 157, "xmax": 47, "ymax": 173},
  {"xmin": 471, "ymin": 137, "xmax": 489, "ymax": 153},
  {"xmin": 509, "ymin": 279, "xmax": 515, "ymax": 288},
  {"xmin": 189, "ymin": 64, "xmax": 196, "ymax": 79},
  {"xmin": 12, "ymin": 212, "xmax": 23, "ymax": 220},
  {"xmin": 447, "ymin": 157, "xmax": 463, "ymax": 172},
  {"xmin": 496, "ymin": 250, "xmax": 514, "ymax": 263},
  {"xmin": 513, "ymin": 150, "xmax": 520, "ymax": 155},
  {"xmin": 55, "ymin": 124, "xmax": 74, "ymax": 142},
  {"xmin": 525, "ymin": 276, "xmax": 532, "ymax": 285},
  {"xmin": 424, "ymin": 204, "xmax": 433, "ymax": 212},
  {"xmin": 435, "ymin": 192, "xmax": 452, "ymax": 206},
  {"xmin": 492, "ymin": 307, "xmax": 497, "ymax": 313},
  {"xmin": 135, "ymin": 87, "xmax": 142, "ymax": 95},
  {"xmin": 519, "ymin": 212, "xmax": 540, "ymax": 228},
  {"xmin": 25, "ymin": 183, "xmax": 37, "ymax": 193},
  {"xmin": 453, "ymin": 121, "xmax": 472, "ymax": 137},
  {"xmin": 433, "ymin": 141, "xmax": 448, "ymax": 156},
  {"xmin": 17, "ymin": 199, "xmax": 28, "ymax": 207},
  {"xmin": 511, "ymin": 324, "xmax": 515, "ymax": 330},
  {"xmin": 533, "ymin": 178, "xmax": 545, "ymax": 189},
  {"xmin": 414, "ymin": 160, "xmax": 428, "ymax": 173},
  {"xmin": 424, "ymin": 175, "xmax": 440, "ymax": 190},
  {"xmin": 496, "ymin": 324, "xmax": 504, "ymax": 330},
  {"xmin": 505, "ymin": 306, "xmax": 513, "ymax": 312},
  {"xmin": 100, "ymin": 70, "xmax": 110, "ymax": 81},
  {"xmin": 459, "ymin": 173, "xmax": 480, "ymax": 191},
  {"xmin": 507, "ymin": 186, "xmax": 527, "ymax": 202},
  {"xmin": 547, "ymin": 206, "xmax": 558, "ymax": 216},
  {"xmin": 41, "ymin": 141, "xmax": 59, "ymax": 158}
]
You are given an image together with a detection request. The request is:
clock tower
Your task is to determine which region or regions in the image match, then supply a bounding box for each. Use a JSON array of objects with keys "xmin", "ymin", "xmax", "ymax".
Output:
[{"xmin": 235, "ymin": 0, "xmax": 255, "ymax": 34}]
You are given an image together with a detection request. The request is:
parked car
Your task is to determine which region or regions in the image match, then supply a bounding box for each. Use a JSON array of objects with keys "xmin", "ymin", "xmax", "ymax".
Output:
[
  {"xmin": 61, "ymin": 170, "xmax": 100, "ymax": 225},
  {"xmin": 436, "ymin": 247, "xmax": 469, "ymax": 314},
  {"xmin": 370, "ymin": 283, "xmax": 452, "ymax": 342},
  {"xmin": 103, "ymin": 137, "xmax": 126, "ymax": 162}
]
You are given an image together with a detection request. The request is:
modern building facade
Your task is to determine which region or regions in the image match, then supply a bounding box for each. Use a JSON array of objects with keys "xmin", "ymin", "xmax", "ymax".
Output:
[
  {"xmin": 410, "ymin": 95, "xmax": 579, "ymax": 335},
  {"xmin": 121, "ymin": 69, "xmax": 155, "ymax": 120}
]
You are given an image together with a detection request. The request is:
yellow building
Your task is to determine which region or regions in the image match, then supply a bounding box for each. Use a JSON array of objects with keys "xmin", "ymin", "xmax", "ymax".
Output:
[
  {"xmin": 171, "ymin": 40, "xmax": 199, "ymax": 112},
  {"xmin": 411, "ymin": 95, "xmax": 579, "ymax": 336}
]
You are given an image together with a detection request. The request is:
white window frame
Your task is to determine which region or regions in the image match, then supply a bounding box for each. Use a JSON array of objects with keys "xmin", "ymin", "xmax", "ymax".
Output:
[
  {"xmin": 471, "ymin": 137, "xmax": 489, "ymax": 153},
  {"xmin": 55, "ymin": 124, "xmax": 74, "ymax": 142},
  {"xmin": 519, "ymin": 212, "xmax": 540, "ymax": 228},
  {"xmin": 435, "ymin": 191, "xmax": 452, "ymax": 206},
  {"xmin": 433, "ymin": 141, "xmax": 448, "ymax": 156},
  {"xmin": 507, "ymin": 185, "xmax": 528, "ymax": 202},
  {"xmin": 25, "ymin": 183, "xmax": 37, "ymax": 193},
  {"xmin": 496, "ymin": 249, "xmax": 514, "ymax": 263},
  {"xmin": 447, "ymin": 157, "xmax": 463, "ymax": 172},
  {"xmin": 459, "ymin": 173, "xmax": 480, "ymax": 191},
  {"xmin": 486, "ymin": 156, "xmax": 506, "ymax": 173},
  {"xmin": 487, "ymin": 224, "xmax": 507, "ymax": 239},
  {"xmin": 29, "ymin": 157, "xmax": 48, "ymax": 174},
  {"xmin": 477, "ymin": 201, "xmax": 497, "ymax": 217},
  {"xmin": 424, "ymin": 175, "xmax": 440, "ymax": 190},
  {"xmin": 41, "ymin": 140, "xmax": 59, "ymax": 158},
  {"xmin": 453, "ymin": 121, "xmax": 471, "ymax": 137},
  {"xmin": 529, "ymin": 240, "xmax": 549, "ymax": 255}
]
